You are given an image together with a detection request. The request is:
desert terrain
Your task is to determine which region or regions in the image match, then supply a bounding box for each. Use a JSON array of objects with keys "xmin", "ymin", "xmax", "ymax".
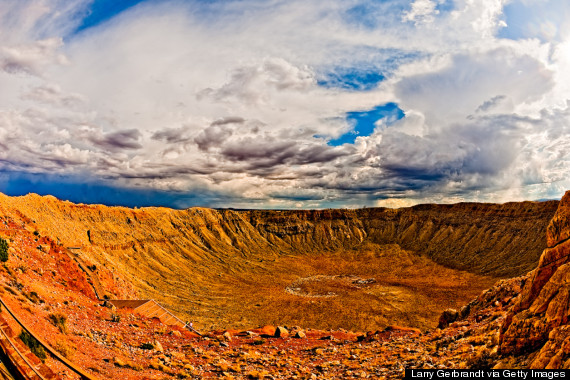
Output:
[{"xmin": 0, "ymin": 191, "xmax": 568, "ymax": 378}]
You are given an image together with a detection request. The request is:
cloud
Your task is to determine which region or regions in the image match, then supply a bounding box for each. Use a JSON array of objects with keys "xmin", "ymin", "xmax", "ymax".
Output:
[
  {"xmin": 194, "ymin": 125, "xmax": 234, "ymax": 152},
  {"xmin": 0, "ymin": 0, "xmax": 568, "ymax": 208},
  {"xmin": 211, "ymin": 117, "xmax": 245, "ymax": 127},
  {"xmin": 0, "ymin": 0, "xmax": 90, "ymax": 42},
  {"xmin": 476, "ymin": 95, "xmax": 507, "ymax": 113},
  {"xmin": 88, "ymin": 129, "xmax": 143, "ymax": 151},
  {"xmin": 40, "ymin": 143, "xmax": 90, "ymax": 166},
  {"xmin": 402, "ymin": 0, "xmax": 440, "ymax": 25},
  {"xmin": 197, "ymin": 58, "xmax": 316, "ymax": 106},
  {"xmin": 151, "ymin": 126, "xmax": 193, "ymax": 144},
  {"xmin": 393, "ymin": 47, "xmax": 554, "ymax": 126},
  {"xmin": 1, "ymin": 38, "xmax": 69, "ymax": 76},
  {"xmin": 22, "ymin": 84, "xmax": 85, "ymax": 107}
]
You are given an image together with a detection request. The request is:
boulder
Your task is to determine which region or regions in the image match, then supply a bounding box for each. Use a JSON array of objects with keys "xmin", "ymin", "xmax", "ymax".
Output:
[
  {"xmin": 153, "ymin": 340, "xmax": 164, "ymax": 352},
  {"xmin": 294, "ymin": 330, "xmax": 306, "ymax": 339},
  {"xmin": 259, "ymin": 325, "xmax": 276, "ymax": 336},
  {"xmin": 274, "ymin": 326, "xmax": 289, "ymax": 338},
  {"xmin": 438, "ymin": 309, "xmax": 459, "ymax": 329}
]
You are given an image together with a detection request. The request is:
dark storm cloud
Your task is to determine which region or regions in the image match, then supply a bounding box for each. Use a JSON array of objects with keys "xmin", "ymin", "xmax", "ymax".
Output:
[
  {"xmin": 194, "ymin": 125, "xmax": 233, "ymax": 151},
  {"xmin": 210, "ymin": 117, "xmax": 245, "ymax": 126},
  {"xmin": 221, "ymin": 138, "xmax": 296, "ymax": 161},
  {"xmin": 152, "ymin": 120, "xmax": 245, "ymax": 146},
  {"xmin": 369, "ymin": 118, "xmax": 526, "ymax": 195},
  {"xmin": 219, "ymin": 137, "xmax": 352, "ymax": 171},
  {"xmin": 476, "ymin": 95, "xmax": 507, "ymax": 113},
  {"xmin": 116, "ymin": 163, "xmax": 215, "ymax": 179},
  {"xmin": 270, "ymin": 111, "xmax": 536, "ymax": 203},
  {"xmin": 270, "ymin": 192, "xmax": 326, "ymax": 201},
  {"xmin": 1, "ymin": 59, "xmax": 34, "ymax": 75},
  {"xmin": 90, "ymin": 129, "xmax": 142, "ymax": 150},
  {"xmin": 378, "ymin": 132, "xmax": 467, "ymax": 178},
  {"xmin": 151, "ymin": 126, "xmax": 193, "ymax": 144},
  {"xmin": 293, "ymin": 144, "xmax": 354, "ymax": 165}
]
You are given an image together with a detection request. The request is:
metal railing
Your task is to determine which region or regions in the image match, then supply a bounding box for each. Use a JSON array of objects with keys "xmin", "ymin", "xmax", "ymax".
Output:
[
  {"xmin": 0, "ymin": 320, "xmax": 46, "ymax": 380},
  {"xmin": 0, "ymin": 297, "xmax": 97, "ymax": 380}
]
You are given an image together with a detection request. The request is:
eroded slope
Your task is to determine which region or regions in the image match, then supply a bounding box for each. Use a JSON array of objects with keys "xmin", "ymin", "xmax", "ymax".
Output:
[{"xmin": 0, "ymin": 193, "xmax": 557, "ymax": 331}]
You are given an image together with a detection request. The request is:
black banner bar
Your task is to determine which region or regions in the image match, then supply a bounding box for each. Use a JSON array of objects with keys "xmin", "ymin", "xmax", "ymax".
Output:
[{"xmin": 405, "ymin": 369, "xmax": 570, "ymax": 380}]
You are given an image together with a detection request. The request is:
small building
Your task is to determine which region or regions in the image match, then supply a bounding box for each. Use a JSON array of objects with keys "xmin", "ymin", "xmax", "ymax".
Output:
[{"xmin": 108, "ymin": 299, "xmax": 186, "ymax": 329}]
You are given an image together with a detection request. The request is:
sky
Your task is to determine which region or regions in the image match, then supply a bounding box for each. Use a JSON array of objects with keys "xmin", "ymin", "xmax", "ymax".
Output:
[{"xmin": 0, "ymin": 0, "xmax": 569, "ymax": 209}]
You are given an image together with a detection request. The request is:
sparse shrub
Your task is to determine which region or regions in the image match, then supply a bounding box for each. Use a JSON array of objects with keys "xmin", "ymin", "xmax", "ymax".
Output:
[
  {"xmin": 467, "ymin": 350, "xmax": 497, "ymax": 369},
  {"xmin": 0, "ymin": 238, "xmax": 9, "ymax": 262},
  {"xmin": 48, "ymin": 313, "xmax": 67, "ymax": 334},
  {"xmin": 139, "ymin": 342, "xmax": 155, "ymax": 350},
  {"xmin": 54, "ymin": 339, "xmax": 76, "ymax": 359},
  {"xmin": 8, "ymin": 279, "xmax": 23, "ymax": 291},
  {"xmin": 251, "ymin": 338, "xmax": 266, "ymax": 345},
  {"xmin": 4, "ymin": 286, "xmax": 17, "ymax": 296},
  {"xmin": 126, "ymin": 361, "xmax": 143, "ymax": 371},
  {"xmin": 2, "ymin": 263, "xmax": 13, "ymax": 276},
  {"xmin": 22, "ymin": 305, "xmax": 34, "ymax": 314},
  {"xmin": 468, "ymin": 335, "xmax": 487, "ymax": 346},
  {"xmin": 87, "ymin": 367, "xmax": 101, "ymax": 374},
  {"xmin": 247, "ymin": 370, "xmax": 270, "ymax": 379},
  {"xmin": 19, "ymin": 330, "xmax": 47, "ymax": 361}
]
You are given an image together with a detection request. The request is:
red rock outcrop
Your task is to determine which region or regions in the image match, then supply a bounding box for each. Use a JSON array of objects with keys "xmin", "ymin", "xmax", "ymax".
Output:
[{"xmin": 500, "ymin": 190, "xmax": 570, "ymax": 368}]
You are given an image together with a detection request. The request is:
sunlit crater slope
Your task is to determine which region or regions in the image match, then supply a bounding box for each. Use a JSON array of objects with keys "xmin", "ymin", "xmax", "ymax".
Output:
[{"xmin": 0, "ymin": 193, "xmax": 558, "ymax": 331}]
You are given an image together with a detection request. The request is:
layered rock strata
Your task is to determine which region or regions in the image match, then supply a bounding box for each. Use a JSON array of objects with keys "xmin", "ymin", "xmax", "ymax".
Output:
[{"xmin": 501, "ymin": 190, "xmax": 570, "ymax": 368}]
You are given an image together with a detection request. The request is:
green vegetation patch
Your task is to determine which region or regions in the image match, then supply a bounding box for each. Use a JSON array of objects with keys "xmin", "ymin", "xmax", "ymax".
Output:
[
  {"xmin": 139, "ymin": 342, "xmax": 155, "ymax": 350},
  {"xmin": 0, "ymin": 238, "xmax": 9, "ymax": 262},
  {"xmin": 48, "ymin": 313, "xmax": 67, "ymax": 334},
  {"xmin": 19, "ymin": 330, "xmax": 47, "ymax": 361}
]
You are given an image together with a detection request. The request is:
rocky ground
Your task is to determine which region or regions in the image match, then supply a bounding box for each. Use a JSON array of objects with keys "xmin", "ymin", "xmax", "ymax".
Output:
[
  {"xmin": 0, "ymin": 192, "xmax": 555, "ymax": 332},
  {"xmin": 0, "ymin": 217, "xmax": 522, "ymax": 379},
  {"xmin": 0, "ymin": 192, "xmax": 568, "ymax": 378}
]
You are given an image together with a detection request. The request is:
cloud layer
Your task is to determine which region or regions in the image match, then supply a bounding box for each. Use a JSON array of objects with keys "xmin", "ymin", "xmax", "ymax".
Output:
[{"xmin": 0, "ymin": 0, "xmax": 569, "ymax": 208}]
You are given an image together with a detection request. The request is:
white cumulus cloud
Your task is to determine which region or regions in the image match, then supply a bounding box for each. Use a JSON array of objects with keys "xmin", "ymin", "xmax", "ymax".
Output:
[{"xmin": 0, "ymin": 0, "xmax": 568, "ymax": 208}]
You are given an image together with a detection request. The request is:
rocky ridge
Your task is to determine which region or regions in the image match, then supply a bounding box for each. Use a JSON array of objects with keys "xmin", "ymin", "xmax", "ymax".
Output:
[
  {"xmin": 499, "ymin": 190, "xmax": 570, "ymax": 368},
  {"xmin": 249, "ymin": 201, "xmax": 558, "ymax": 277}
]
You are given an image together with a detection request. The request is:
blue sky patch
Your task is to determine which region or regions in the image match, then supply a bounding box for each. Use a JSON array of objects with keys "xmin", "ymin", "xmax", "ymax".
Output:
[
  {"xmin": 74, "ymin": 0, "xmax": 147, "ymax": 34},
  {"xmin": 317, "ymin": 68, "xmax": 385, "ymax": 91},
  {"xmin": 316, "ymin": 50, "xmax": 426, "ymax": 92},
  {"xmin": 497, "ymin": 0, "xmax": 567, "ymax": 41},
  {"xmin": 435, "ymin": 0, "xmax": 454, "ymax": 14},
  {"xmin": 328, "ymin": 103, "xmax": 405, "ymax": 146},
  {"xmin": 344, "ymin": 1, "xmax": 407, "ymax": 30},
  {"xmin": 0, "ymin": 171, "xmax": 225, "ymax": 209}
]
